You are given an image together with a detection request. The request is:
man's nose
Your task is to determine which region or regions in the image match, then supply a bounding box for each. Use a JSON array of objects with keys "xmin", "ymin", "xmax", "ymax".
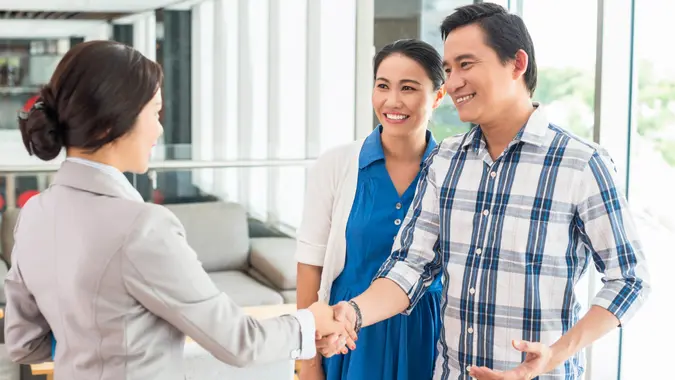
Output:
[{"xmin": 445, "ymin": 72, "xmax": 465, "ymax": 94}]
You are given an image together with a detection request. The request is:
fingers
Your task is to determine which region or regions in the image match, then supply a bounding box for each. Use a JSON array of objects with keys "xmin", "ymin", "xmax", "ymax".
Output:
[
  {"xmin": 316, "ymin": 332, "xmax": 351, "ymax": 358},
  {"xmin": 512, "ymin": 339, "xmax": 541, "ymax": 353},
  {"xmin": 341, "ymin": 317, "xmax": 358, "ymax": 342},
  {"xmin": 468, "ymin": 366, "xmax": 502, "ymax": 379},
  {"xmin": 332, "ymin": 302, "xmax": 358, "ymax": 343},
  {"xmin": 315, "ymin": 334, "xmax": 339, "ymax": 349}
]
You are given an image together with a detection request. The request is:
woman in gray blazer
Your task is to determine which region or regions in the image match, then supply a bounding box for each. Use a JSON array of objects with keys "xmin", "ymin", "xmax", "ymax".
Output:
[{"xmin": 4, "ymin": 40, "xmax": 353, "ymax": 380}]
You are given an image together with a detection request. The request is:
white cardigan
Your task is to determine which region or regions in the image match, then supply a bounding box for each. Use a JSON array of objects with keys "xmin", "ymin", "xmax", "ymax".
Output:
[{"xmin": 295, "ymin": 138, "xmax": 367, "ymax": 302}]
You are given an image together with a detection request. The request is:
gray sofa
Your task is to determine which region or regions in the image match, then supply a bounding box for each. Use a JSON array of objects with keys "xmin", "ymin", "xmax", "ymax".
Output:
[
  {"xmin": 164, "ymin": 201, "xmax": 298, "ymax": 305},
  {"xmin": 0, "ymin": 201, "xmax": 298, "ymax": 307}
]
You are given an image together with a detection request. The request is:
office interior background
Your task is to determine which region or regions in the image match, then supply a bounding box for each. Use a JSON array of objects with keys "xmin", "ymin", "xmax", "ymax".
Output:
[{"xmin": 0, "ymin": 0, "xmax": 670, "ymax": 379}]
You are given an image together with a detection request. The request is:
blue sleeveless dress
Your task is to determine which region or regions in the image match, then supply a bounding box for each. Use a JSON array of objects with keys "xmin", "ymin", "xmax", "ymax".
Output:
[{"xmin": 323, "ymin": 126, "xmax": 443, "ymax": 380}]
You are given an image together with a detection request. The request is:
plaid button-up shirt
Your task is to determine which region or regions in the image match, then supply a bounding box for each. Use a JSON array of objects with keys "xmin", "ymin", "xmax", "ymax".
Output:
[{"xmin": 376, "ymin": 105, "xmax": 650, "ymax": 380}]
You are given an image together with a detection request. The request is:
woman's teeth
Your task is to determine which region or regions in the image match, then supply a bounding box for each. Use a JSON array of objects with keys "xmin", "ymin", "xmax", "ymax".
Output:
[{"xmin": 385, "ymin": 114, "xmax": 409, "ymax": 120}]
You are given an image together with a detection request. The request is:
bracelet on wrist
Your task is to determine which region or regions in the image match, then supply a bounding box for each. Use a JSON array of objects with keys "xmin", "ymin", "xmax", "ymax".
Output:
[{"xmin": 347, "ymin": 300, "xmax": 363, "ymax": 333}]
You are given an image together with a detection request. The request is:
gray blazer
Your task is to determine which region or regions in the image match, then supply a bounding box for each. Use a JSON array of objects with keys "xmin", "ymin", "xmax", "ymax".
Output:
[{"xmin": 4, "ymin": 160, "xmax": 313, "ymax": 380}]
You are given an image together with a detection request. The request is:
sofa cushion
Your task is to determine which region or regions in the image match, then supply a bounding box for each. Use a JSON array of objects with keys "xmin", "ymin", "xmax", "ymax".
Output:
[
  {"xmin": 208, "ymin": 271, "xmax": 283, "ymax": 307},
  {"xmin": 0, "ymin": 208, "xmax": 20, "ymax": 265},
  {"xmin": 165, "ymin": 202, "xmax": 249, "ymax": 272},
  {"xmin": 279, "ymin": 290, "xmax": 296, "ymax": 304},
  {"xmin": 246, "ymin": 267, "xmax": 275, "ymax": 289},
  {"xmin": 249, "ymin": 237, "xmax": 297, "ymax": 290}
]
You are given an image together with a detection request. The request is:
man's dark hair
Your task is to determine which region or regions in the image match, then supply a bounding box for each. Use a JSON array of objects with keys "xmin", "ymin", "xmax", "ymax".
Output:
[
  {"xmin": 440, "ymin": 3, "xmax": 537, "ymax": 96},
  {"xmin": 373, "ymin": 38, "xmax": 445, "ymax": 91}
]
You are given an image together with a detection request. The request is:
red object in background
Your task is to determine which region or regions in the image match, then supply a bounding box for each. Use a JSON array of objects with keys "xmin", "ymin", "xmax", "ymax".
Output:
[
  {"xmin": 23, "ymin": 94, "xmax": 40, "ymax": 112},
  {"xmin": 17, "ymin": 190, "xmax": 39, "ymax": 208},
  {"xmin": 152, "ymin": 190, "xmax": 165, "ymax": 204},
  {"xmin": 0, "ymin": 194, "xmax": 4, "ymax": 210}
]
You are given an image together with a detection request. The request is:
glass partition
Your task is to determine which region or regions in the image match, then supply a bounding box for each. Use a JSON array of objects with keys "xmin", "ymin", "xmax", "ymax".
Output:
[{"xmin": 0, "ymin": 161, "xmax": 313, "ymax": 236}]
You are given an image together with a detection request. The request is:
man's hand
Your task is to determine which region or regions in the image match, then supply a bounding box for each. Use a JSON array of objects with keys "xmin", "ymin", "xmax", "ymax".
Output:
[
  {"xmin": 316, "ymin": 301, "xmax": 358, "ymax": 358},
  {"xmin": 469, "ymin": 340, "xmax": 553, "ymax": 380},
  {"xmin": 308, "ymin": 301, "xmax": 357, "ymax": 341}
]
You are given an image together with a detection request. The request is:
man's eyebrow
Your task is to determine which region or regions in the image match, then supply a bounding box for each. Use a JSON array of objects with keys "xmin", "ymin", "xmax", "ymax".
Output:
[{"xmin": 443, "ymin": 54, "xmax": 479, "ymax": 66}]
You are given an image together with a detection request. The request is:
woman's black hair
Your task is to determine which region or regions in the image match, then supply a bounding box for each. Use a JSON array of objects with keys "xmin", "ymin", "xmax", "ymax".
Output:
[
  {"xmin": 373, "ymin": 38, "xmax": 445, "ymax": 91},
  {"xmin": 18, "ymin": 40, "xmax": 163, "ymax": 161}
]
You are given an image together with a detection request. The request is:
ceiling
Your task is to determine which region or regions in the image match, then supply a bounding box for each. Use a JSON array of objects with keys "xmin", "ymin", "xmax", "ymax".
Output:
[
  {"xmin": 0, "ymin": 0, "xmax": 187, "ymax": 13},
  {"xmin": 0, "ymin": 11, "xmax": 128, "ymax": 20}
]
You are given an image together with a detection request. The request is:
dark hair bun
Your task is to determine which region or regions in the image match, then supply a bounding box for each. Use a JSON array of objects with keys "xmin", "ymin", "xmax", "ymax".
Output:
[{"xmin": 18, "ymin": 89, "xmax": 63, "ymax": 161}]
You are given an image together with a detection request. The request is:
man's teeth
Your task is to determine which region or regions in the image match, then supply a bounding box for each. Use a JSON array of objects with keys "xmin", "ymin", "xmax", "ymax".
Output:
[
  {"xmin": 386, "ymin": 114, "xmax": 409, "ymax": 120},
  {"xmin": 456, "ymin": 94, "xmax": 475, "ymax": 103}
]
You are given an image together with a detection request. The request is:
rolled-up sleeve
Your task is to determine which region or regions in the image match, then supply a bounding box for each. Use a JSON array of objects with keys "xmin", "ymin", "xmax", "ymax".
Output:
[
  {"xmin": 375, "ymin": 148, "xmax": 443, "ymax": 314},
  {"xmin": 294, "ymin": 151, "xmax": 338, "ymax": 267},
  {"xmin": 576, "ymin": 151, "xmax": 651, "ymax": 325}
]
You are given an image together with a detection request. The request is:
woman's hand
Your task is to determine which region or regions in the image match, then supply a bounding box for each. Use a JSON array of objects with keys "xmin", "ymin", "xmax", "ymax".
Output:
[{"xmin": 316, "ymin": 333, "xmax": 349, "ymax": 358}]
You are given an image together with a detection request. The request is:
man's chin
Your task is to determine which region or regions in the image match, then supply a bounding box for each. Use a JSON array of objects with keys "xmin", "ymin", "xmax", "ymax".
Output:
[{"xmin": 457, "ymin": 113, "xmax": 479, "ymax": 125}]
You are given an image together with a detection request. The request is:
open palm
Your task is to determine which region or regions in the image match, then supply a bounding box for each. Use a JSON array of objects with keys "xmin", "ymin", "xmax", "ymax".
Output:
[{"xmin": 469, "ymin": 340, "xmax": 552, "ymax": 380}]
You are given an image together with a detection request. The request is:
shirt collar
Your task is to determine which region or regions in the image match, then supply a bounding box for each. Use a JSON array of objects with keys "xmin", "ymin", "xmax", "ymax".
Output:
[
  {"xmin": 359, "ymin": 125, "xmax": 438, "ymax": 169},
  {"xmin": 461, "ymin": 102, "xmax": 549, "ymax": 152},
  {"xmin": 65, "ymin": 157, "xmax": 144, "ymax": 202}
]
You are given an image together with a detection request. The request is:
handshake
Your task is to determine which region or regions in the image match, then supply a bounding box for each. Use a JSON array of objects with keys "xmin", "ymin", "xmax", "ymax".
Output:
[{"xmin": 307, "ymin": 301, "xmax": 359, "ymax": 357}]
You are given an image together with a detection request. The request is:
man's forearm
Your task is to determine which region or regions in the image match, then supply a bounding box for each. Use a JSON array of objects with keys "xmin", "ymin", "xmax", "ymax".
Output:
[
  {"xmin": 351, "ymin": 278, "xmax": 411, "ymax": 327},
  {"xmin": 547, "ymin": 306, "xmax": 620, "ymax": 372},
  {"xmin": 296, "ymin": 263, "xmax": 323, "ymax": 368}
]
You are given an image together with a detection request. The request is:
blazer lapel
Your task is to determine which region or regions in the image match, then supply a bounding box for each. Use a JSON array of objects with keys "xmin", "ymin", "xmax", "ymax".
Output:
[{"xmin": 51, "ymin": 160, "xmax": 144, "ymax": 202}]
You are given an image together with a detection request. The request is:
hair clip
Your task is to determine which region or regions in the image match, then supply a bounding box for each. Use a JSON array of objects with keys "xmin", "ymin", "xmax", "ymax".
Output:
[
  {"xmin": 17, "ymin": 109, "xmax": 29, "ymax": 121},
  {"xmin": 17, "ymin": 101, "xmax": 46, "ymax": 121}
]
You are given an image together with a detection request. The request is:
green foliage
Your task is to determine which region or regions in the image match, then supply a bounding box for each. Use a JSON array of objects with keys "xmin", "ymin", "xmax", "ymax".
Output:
[{"xmin": 429, "ymin": 61, "xmax": 675, "ymax": 165}]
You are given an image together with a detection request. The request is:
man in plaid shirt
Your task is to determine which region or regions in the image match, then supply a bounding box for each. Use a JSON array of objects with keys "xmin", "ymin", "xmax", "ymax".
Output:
[{"xmin": 323, "ymin": 3, "xmax": 651, "ymax": 380}]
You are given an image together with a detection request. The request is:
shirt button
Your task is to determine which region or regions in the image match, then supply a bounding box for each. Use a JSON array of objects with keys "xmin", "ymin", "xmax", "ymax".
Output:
[
  {"xmin": 490, "ymin": 171, "xmax": 497, "ymax": 178},
  {"xmin": 395, "ymin": 202, "xmax": 402, "ymax": 209},
  {"xmin": 290, "ymin": 348, "xmax": 300, "ymax": 359},
  {"xmin": 394, "ymin": 219, "xmax": 401, "ymax": 226},
  {"xmin": 475, "ymin": 248, "xmax": 482, "ymax": 255},
  {"xmin": 466, "ymin": 365, "xmax": 471, "ymax": 372},
  {"xmin": 482, "ymin": 209, "xmax": 489, "ymax": 216},
  {"xmin": 469, "ymin": 288, "xmax": 476, "ymax": 295},
  {"xmin": 468, "ymin": 327, "xmax": 474, "ymax": 334}
]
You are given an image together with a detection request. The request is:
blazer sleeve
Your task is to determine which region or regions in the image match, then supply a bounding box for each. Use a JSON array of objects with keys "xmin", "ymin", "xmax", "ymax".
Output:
[
  {"xmin": 3, "ymin": 211, "xmax": 52, "ymax": 364},
  {"xmin": 294, "ymin": 149, "xmax": 340, "ymax": 266},
  {"xmin": 122, "ymin": 204, "xmax": 314, "ymax": 367}
]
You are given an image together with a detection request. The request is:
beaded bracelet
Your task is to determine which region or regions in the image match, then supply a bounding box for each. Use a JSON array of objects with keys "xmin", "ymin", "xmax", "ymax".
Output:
[{"xmin": 347, "ymin": 300, "xmax": 363, "ymax": 333}]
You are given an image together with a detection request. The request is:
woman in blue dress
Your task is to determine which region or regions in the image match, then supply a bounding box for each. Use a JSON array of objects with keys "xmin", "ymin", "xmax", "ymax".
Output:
[{"xmin": 295, "ymin": 39, "xmax": 446, "ymax": 380}]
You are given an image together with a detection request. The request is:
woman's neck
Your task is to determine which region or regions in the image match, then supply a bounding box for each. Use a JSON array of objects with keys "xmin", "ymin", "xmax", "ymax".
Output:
[
  {"xmin": 380, "ymin": 127, "xmax": 428, "ymax": 164},
  {"xmin": 66, "ymin": 148, "xmax": 122, "ymax": 171}
]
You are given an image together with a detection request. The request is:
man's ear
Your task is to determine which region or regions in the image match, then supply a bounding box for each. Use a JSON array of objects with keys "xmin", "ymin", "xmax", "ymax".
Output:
[{"xmin": 512, "ymin": 49, "xmax": 529, "ymax": 80}]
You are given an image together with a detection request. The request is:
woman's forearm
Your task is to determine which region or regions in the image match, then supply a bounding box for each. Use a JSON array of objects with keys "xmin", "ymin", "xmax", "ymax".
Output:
[{"xmin": 297, "ymin": 263, "xmax": 323, "ymax": 310}]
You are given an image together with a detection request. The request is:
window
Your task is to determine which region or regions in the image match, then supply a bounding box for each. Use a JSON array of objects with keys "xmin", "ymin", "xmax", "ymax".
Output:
[
  {"xmin": 620, "ymin": 2, "xmax": 675, "ymax": 379},
  {"xmin": 274, "ymin": 0, "xmax": 309, "ymax": 227},
  {"xmin": 421, "ymin": 0, "xmax": 475, "ymax": 140},
  {"xmin": 524, "ymin": 0, "xmax": 597, "ymax": 140}
]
